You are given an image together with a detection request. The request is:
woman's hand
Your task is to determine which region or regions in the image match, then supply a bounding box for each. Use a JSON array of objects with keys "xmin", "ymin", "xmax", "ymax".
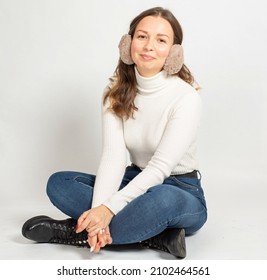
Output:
[
  {"xmin": 76, "ymin": 204, "xmax": 114, "ymax": 236},
  {"xmin": 88, "ymin": 226, "xmax": 112, "ymax": 253},
  {"xmin": 76, "ymin": 205, "xmax": 114, "ymax": 253}
]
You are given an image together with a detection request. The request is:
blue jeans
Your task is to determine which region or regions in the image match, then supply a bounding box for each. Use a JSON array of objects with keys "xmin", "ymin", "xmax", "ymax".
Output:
[{"xmin": 46, "ymin": 165, "xmax": 207, "ymax": 244}]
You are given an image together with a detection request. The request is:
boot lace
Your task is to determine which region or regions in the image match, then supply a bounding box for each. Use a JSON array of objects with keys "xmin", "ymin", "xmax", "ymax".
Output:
[
  {"xmin": 141, "ymin": 235, "xmax": 167, "ymax": 252},
  {"xmin": 50, "ymin": 219, "xmax": 89, "ymax": 247}
]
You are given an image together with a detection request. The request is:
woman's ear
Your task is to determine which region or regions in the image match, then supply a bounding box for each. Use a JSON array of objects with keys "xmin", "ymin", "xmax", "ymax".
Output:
[
  {"xmin": 163, "ymin": 44, "xmax": 184, "ymax": 75},
  {"xmin": 118, "ymin": 34, "xmax": 134, "ymax": 65}
]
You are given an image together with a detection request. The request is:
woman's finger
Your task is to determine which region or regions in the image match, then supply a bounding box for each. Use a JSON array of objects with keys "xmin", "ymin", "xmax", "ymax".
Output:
[
  {"xmin": 78, "ymin": 213, "xmax": 104, "ymax": 234},
  {"xmin": 76, "ymin": 211, "xmax": 91, "ymax": 232},
  {"xmin": 88, "ymin": 234, "xmax": 97, "ymax": 252},
  {"xmin": 90, "ymin": 234, "xmax": 102, "ymax": 253},
  {"xmin": 78, "ymin": 214, "xmax": 101, "ymax": 233},
  {"xmin": 88, "ymin": 227, "xmax": 104, "ymax": 238},
  {"xmin": 97, "ymin": 230, "xmax": 107, "ymax": 248},
  {"xmin": 104, "ymin": 227, "xmax": 113, "ymax": 244}
]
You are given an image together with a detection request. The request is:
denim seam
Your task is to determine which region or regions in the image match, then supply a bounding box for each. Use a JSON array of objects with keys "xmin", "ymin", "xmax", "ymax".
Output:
[
  {"xmin": 168, "ymin": 207, "xmax": 207, "ymax": 226},
  {"xmin": 73, "ymin": 176, "xmax": 95, "ymax": 187},
  {"xmin": 131, "ymin": 208, "xmax": 206, "ymax": 243}
]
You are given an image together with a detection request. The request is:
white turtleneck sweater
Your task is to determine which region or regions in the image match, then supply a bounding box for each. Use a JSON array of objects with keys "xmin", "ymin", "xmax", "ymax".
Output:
[{"xmin": 92, "ymin": 69, "xmax": 202, "ymax": 214}]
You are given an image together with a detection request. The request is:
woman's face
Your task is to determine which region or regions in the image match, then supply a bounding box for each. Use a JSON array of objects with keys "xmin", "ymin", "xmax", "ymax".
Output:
[{"xmin": 131, "ymin": 16, "xmax": 174, "ymax": 77}]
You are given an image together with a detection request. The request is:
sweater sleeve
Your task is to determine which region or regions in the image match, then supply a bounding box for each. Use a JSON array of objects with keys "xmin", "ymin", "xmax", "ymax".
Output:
[
  {"xmin": 91, "ymin": 96, "xmax": 127, "ymax": 209},
  {"xmin": 102, "ymin": 92, "xmax": 202, "ymax": 214}
]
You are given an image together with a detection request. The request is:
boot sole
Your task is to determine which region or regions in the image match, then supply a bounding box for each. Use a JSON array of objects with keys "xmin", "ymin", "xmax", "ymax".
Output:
[{"xmin": 176, "ymin": 228, "xmax": 186, "ymax": 258}]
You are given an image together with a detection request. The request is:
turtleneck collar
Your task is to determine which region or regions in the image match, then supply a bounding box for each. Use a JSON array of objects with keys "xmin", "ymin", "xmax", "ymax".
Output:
[{"xmin": 135, "ymin": 67, "xmax": 171, "ymax": 96}]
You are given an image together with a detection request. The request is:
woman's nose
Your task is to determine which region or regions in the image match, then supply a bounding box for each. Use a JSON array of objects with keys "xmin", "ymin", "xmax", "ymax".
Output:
[{"xmin": 143, "ymin": 38, "xmax": 154, "ymax": 51}]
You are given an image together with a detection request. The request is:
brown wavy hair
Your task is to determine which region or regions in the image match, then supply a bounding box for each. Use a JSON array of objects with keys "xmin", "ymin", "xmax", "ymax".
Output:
[{"xmin": 104, "ymin": 7, "xmax": 195, "ymax": 119}]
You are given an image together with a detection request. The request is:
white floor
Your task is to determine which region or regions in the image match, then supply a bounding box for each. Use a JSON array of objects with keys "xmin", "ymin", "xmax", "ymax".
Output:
[{"xmin": 1, "ymin": 169, "xmax": 267, "ymax": 261}]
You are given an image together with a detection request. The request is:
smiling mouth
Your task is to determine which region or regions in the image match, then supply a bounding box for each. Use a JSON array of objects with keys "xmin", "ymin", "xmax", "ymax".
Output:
[{"xmin": 140, "ymin": 54, "xmax": 155, "ymax": 60}]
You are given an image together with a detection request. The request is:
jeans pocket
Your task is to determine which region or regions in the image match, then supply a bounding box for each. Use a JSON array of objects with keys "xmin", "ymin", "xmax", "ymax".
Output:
[
  {"xmin": 170, "ymin": 176, "xmax": 207, "ymax": 208},
  {"xmin": 170, "ymin": 176, "xmax": 200, "ymax": 191}
]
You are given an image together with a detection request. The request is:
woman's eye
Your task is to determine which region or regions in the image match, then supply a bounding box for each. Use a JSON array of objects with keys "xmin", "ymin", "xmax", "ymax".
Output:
[
  {"xmin": 159, "ymin": 39, "xmax": 166, "ymax": 43},
  {"xmin": 137, "ymin": 35, "xmax": 146, "ymax": 39}
]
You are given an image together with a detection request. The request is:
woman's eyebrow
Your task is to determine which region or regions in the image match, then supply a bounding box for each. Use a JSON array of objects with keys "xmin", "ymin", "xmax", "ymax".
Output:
[
  {"xmin": 136, "ymin": 29, "xmax": 148, "ymax": 34},
  {"xmin": 157, "ymin": 33, "xmax": 170, "ymax": 38},
  {"xmin": 136, "ymin": 30, "xmax": 170, "ymax": 38}
]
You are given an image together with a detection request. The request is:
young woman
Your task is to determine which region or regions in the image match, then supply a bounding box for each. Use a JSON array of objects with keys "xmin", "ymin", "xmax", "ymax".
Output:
[{"xmin": 22, "ymin": 7, "xmax": 207, "ymax": 259}]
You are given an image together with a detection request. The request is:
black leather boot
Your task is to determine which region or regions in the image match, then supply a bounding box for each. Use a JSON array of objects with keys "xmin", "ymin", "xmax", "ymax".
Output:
[
  {"xmin": 22, "ymin": 215, "xmax": 89, "ymax": 247},
  {"xmin": 140, "ymin": 228, "xmax": 186, "ymax": 258}
]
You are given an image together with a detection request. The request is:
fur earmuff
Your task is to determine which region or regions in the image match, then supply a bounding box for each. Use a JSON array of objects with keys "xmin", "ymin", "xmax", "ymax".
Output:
[
  {"xmin": 118, "ymin": 34, "xmax": 134, "ymax": 65},
  {"xmin": 163, "ymin": 44, "xmax": 184, "ymax": 75}
]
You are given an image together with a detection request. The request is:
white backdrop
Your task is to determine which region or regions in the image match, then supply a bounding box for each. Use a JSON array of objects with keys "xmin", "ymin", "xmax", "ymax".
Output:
[{"xmin": 1, "ymin": 0, "xmax": 266, "ymax": 208}]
